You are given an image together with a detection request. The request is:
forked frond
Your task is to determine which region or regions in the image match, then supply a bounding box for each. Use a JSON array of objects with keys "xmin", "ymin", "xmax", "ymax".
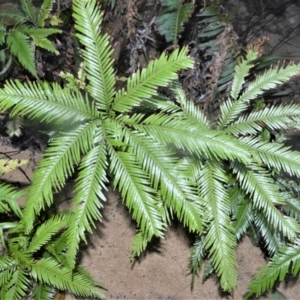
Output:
[
  {"xmin": 198, "ymin": 160, "xmax": 237, "ymax": 291},
  {"xmin": 23, "ymin": 122, "xmax": 98, "ymax": 233},
  {"xmin": 0, "ymin": 81, "xmax": 99, "ymax": 124},
  {"xmin": 112, "ymin": 47, "xmax": 194, "ymax": 113},
  {"xmin": 246, "ymin": 239, "xmax": 300, "ymax": 298},
  {"xmin": 73, "ymin": 0, "xmax": 116, "ymax": 111}
]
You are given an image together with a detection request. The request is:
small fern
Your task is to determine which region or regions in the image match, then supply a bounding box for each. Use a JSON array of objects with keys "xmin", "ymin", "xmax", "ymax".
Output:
[
  {"xmin": 156, "ymin": 0, "xmax": 194, "ymax": 45},
  {"xmin": 0, "ymin": 0, "xmax": 60, "ymax": 78}
]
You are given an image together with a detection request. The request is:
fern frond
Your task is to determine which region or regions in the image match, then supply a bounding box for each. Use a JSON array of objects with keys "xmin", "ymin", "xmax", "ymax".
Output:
[
  {"xmin": 20, "ymin": 27, "xmax": 61, "ymax": 39},
  {"xmin": 254, "ymin": 210, "xmax": 283, "ymax": 255},
  {"xmin": 239, "ymin": 61, "xmax": 300, "ymax": 103},
  {"xmin": 232, "ymin": 162, "xmax": 300, "ymax": 240},
  {"xmin": 156, "ymin": 0, "xmax": 193, "ymax": 45},
  {"xmin": 0, "ymin": 10, "xmax": 25, "ymax": 25},
  {"xmin": 23, "ymin": 122, "xmax": 97, "ymax": 233},
  {"xmin": 283, "ymin": 196, "xmax": 300, "ymax": 221},
  {"xmin": 173, "ymin": 85, "xmax": 210, "ymax": 127},
  {"xmin": 0, "ymin": 81, "xmax": 98, "ymax": 124},
  {"xmin": 0, "ymin": 183, "xmax": 25, "ymax": 218},
  {"xmin": 218, "ymin": 97, "xmax": 249, "ymax": 129},
  {"xmin": 246, "ymin": 239, "xmax": 300, "ymax": 298},
  {"xmin": 32, "ymin": 283, "xmax": 56, "ymax": 300},
  {"xmin": 20, "ymin": 0, "xmax": 37, "ymax": 23},
  {"xmin": 135, "ymin": 112, "xmax": 250, "ymax": 162},
  {"xmin": 118, "ymin": 119, "xmax": 203, "ymax": 233},
  {"xmin": 112, "ymin": 47, "xmax": 194, "ymax": 113},
  {"xmin": 5, "ymin": 268, "xmax": 29, "ymax": 300},
  {"xmin": 189, "ymin": 236, "xmax": 206, "ymax": 290},
  {"xmin": 73, "ymin": 0, "xmax": 116, "ymax": 111},
  {"xmin": 225, "ymin": 104, "xmax": 300, "ymax": 136},
  {"xmin": 31, "ymin": 258, "xmax": 105, "ymax": 298},
  {"xmin": 230, "ymin": 50, "xmax": 258, "ymax": 101},
  {"xmin": 243, "ymin": 137, "xmax": 300, "ymax": 178},
  {"xmin": 66, "ymin": 135, "xmax": 108, "ymax": 269},
  {"xmin": 0, "ymin": 159, "xmax": 28, "ymax": 174},
  {"xmin": 107, "ymin": 141, "xmax": 164, "ymax": 255},
  {"xmin": 231, "ymin": 196, "xmax": 253, "ymax": 240},
  {"xmin": 37, "ymin": 0, "xmax": 56, "ymax": 27},
  {"xmin": 198, "ymin": 160, "xmax": 237, "ymax": 291},
  {"xmin": 27, "ymin": 214, "xmax": 69, "ymax": 253},
  {"xmin": 32, "ymin": 36, "xmax": 59, "ymax": 55},
  {"xmin": 6, "ymin": 31, "xmax": 36, "ymax": 77}
]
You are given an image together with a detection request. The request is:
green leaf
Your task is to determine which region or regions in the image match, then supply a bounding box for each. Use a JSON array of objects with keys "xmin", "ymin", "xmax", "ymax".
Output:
[
  {"xmin": 6, "ymin": 31, "xmax": 37, "ymax": 77},
  {"xmin": 112, "ymin": 47, "xmax": 194, "ymax": 112},
  {"xmin": 20, "ymin": 0, "xmax": 37, "ymax": 23},
  {"xmin": 23, "ymin": 122, "xmax": 97, "ymax": 233},
  {"xmin": 37, "ymin": 0, "xmax": 56, "ymax": 27},
  {"xmin": 0, "ymin": 80, "xmax": 98, "ymax": 124},
  {"xmin": 31, "ymin": 258, "xmax": 105, "ymax": 298},
  {"xmin": 233, "ymin": 161, "xmax": 300, "ymax": 240},
  {"xmin": 66, "ymin": 134, "xmax": 108, "ymax": 269},
  {"xmin": 198, "ymin": 160, "xmax": 237, "ymax": 291},
  {"xmin": 32, "ymin": 283, "xmax": 56, "ymax": 300},
  {"xmin": 156, "ymin": 0, "xmax": 194, "ymax": 45},
  {"xmin": 27, "ymin": 214, "xmax": 69, "ymax": 253},
  {"xmin": 32, "ymin": 37, "xmax": 59, "ymax": 55},
  {"xmin": 73, "ymin": 0, "xmax": 116, "ymax": 111},
  {"xmin": 246, "ymin": 239, "xmax": 300, "ymax": 298}
]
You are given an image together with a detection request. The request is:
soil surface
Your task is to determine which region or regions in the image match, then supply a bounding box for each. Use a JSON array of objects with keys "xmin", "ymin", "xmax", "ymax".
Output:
[{"xmin": 1, "ymin": 0, "xmax": 300, "ymax": 299}]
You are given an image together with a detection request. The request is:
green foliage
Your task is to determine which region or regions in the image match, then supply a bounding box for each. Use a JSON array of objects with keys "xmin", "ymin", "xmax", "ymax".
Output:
[
  {"xmin": 0, "ymin": 210, "xmax": 105, "ymax": 299},
  {"xmin": 187, "ymin": 45, "xmax": 300, "ymax": 292},
  {"xmin": 0, "ymin": 158, "xmax": 105, "ymax": 298},
  {"xmin": 156, "ymin": 0, "xmax": 194, "ymax": 45},
  {"xmin": 0, "ymin": 0, "xmax": 61, "ymax": 78},
  {"xmin": 0, "ymin": 0, "xmax": 300, "ymax": 298}
]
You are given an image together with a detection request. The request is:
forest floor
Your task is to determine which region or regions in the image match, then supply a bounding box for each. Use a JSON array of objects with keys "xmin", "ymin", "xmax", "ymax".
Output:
[{"xmin": 1, "ymin": 0, "xmax": 300, "ymax": 299}]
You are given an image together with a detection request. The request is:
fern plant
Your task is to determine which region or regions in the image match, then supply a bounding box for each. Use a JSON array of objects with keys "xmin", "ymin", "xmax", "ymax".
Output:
[
  {"xmin": 0, "ymin": 0, "xmax": 299, "ymax": 298},
  {"xmin": 186, "ymin": 44, "xmax": 300, "ymax": 292},
  {"xmin": 0, "ymin": 160, "xmax": 104, "ymax": 299},
  {"xmin": 0, "ymin": 0, "xmax": 61, "ymax": 78},
  {"xmin": 156, "ymin": 0, "xmax": 194, "ymax": 46}
]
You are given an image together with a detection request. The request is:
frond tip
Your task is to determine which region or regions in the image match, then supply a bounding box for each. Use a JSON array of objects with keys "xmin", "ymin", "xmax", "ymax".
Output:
[{"xmin": 246, "ymin": 239, "xmax": 300, "ymax": 298}]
